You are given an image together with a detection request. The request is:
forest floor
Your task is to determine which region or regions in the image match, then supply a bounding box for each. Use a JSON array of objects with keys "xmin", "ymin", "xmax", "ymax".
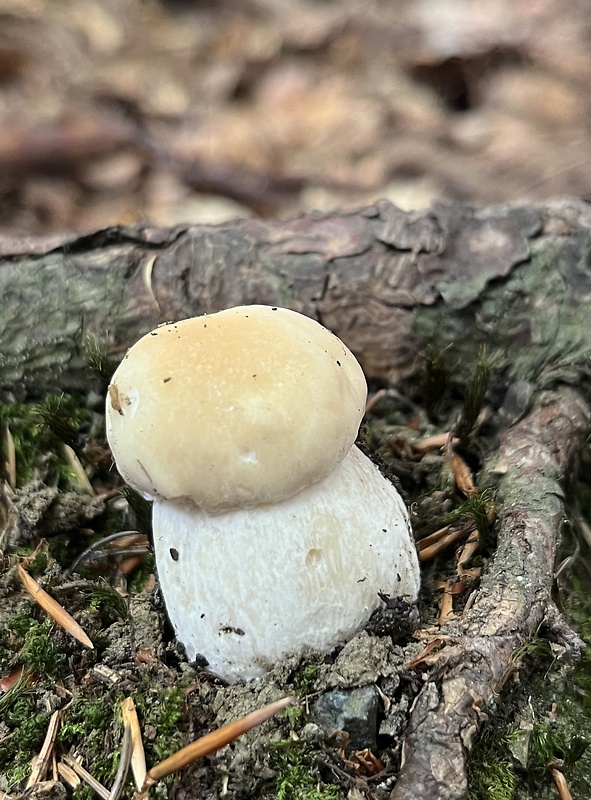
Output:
[{"xmin": 1, "ymin": 0, "xmax": 591, "ymax": 234}]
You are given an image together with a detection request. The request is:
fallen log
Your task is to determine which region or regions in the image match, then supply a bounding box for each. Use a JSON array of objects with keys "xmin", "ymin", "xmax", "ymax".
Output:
[{"xmin": 3, "ymin": 198, "xmax": 591, "ymax": 398}]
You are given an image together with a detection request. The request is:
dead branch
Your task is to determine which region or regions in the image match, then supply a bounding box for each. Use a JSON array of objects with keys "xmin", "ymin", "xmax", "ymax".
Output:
[{"xmin": 391, "ymin": 387, "xmax": 589, "ymax": 800}]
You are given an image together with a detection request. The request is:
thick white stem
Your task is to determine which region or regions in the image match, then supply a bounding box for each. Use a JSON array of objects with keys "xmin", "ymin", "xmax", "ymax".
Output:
[{"xmin": 152, "ymin": 445, "xmax": 420, "ymax": 682}]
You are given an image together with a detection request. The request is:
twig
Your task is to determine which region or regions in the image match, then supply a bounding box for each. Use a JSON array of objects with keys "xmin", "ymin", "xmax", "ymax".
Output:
[
  {"xmin": 107, "ymin": 720, "xmax": 133, "ymax": 800},
  {"xmin": 549, "ymin": 766, "xmax": 573, "ymax": 800},
  {"xmin": 68, "ymin": 530, "xmax": 146, "ymax": 573},
  {"xmin": 391, "ymin": 388, "xmax": 590, "ymax": 800},
  {"xmin": 26, "ymin": 709, "xmax": 62, "ymax": 787}
]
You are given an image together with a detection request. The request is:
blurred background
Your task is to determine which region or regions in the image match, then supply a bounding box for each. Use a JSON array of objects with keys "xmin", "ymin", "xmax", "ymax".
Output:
[{"xmin": 0, "ymin": 0, "xmax": 590, "ymax": 236}]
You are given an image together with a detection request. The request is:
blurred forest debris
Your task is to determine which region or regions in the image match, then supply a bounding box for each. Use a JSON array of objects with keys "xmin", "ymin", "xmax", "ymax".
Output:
[{"xmin": 0, "ymin": 0, "xmax": 590, "ymax": 235}]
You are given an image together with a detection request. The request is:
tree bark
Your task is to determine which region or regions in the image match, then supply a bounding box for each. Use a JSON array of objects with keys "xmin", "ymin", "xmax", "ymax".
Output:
[
  {"xmin": 2, "ymin": 198, "xmax": 591, "ymax": 798},
  {"xmin": 3, "ymin": 198, "xmax": 591, "ymax": 398}
]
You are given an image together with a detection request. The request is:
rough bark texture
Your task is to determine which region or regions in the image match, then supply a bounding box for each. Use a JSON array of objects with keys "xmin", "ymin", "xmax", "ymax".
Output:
[
  {"xmin": 391, "ymin": 388, "xmax": 589, "ymax": 800},
  {"xmin": 3, "ymin": 198, "xmax": 591, "ymax": 399},
  {"xmin": 2, "ymin": 199, "xmax": 591, "ymax": 798}
]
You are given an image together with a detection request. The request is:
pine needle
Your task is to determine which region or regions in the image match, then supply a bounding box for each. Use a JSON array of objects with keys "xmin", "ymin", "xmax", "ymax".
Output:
[
  {"xmin": 18, "ymin": 565, "xmax": 94, "ymax": 649},
  {"xmin": 141, "ymin": 696, "xmax": 294, "ymax": 792},
  {"xmin": 121, "ymin": 697, "xmax": 147, "ymax": 791}
]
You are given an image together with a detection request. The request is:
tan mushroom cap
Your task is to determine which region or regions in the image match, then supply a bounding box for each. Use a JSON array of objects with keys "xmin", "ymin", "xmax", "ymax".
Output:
[{"xmin": 106, "ymin": 305, "xmax": 367, "ymax": 512}]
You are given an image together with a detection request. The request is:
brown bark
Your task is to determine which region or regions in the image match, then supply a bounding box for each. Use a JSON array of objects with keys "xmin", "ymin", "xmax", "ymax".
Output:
[{"xmin": 2, "ymin": 197, "xmax": 591, "ymax": 398}]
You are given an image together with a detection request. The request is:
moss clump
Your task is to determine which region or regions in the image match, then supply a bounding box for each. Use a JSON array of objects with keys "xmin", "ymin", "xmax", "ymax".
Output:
[
  {"xmin": 291, "ymin": 662, "xmax": 320, "ymax": 696},
  {"xmin": 0, "ymin": 393, "xmax": 89, "ymax": 487},
  {"xmin": 455, "ymin": 347, "xmax": 493, "ymax": 442},
  {"xmin": 7, "ymin": 615, "xmax": 66, "ymax": 677},
  {"xmin": 84, "ymin": 335, "xmax": 118, "ymax": 389},
  {"xmin": 467, "ymin": 727, "xmax": 518, "ymax": 800},
  {"xmin": 0, "ymin": 692, "xmax": 51, "ymax": 787},
  {"xmin": 68, "ymin": 577, "xmax": 128, "ymax": 624},
  {"xmin": 134, "ymin": 684, "xmax": 185, "ymax": 765},
  {"xmin": 59, "ymin": 693, "xmax": 123, "ymax": 794},
  {"xmin": 57, "ymin": 679, "xmax": 186, "ymax": 799},
  {"xmin": 467, "ymin": 611, "xmax": 591, "ymax": 800},
  {"xmin": 268, "ymin": 740, "xmax": 342, "ymax": 800}
]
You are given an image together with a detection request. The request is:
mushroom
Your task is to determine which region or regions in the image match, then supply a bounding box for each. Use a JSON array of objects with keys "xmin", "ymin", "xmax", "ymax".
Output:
[{"xmin": 106, "ymin": 305, "xmax": 420, "ymax": 681}]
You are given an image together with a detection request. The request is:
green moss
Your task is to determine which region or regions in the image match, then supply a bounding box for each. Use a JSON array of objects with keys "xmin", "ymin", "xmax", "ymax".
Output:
[
  {"xmin": 59, "ymin": 693, "xmax": 123, "ymax": 795},
  {"xmin": 455, "ymin": 347, "xmax": 493, "ymax": 442},
  {"xmin": 13, "ymin": 547, "xmax": 49, "ymax": 574},
  {"xmin": 268, "ymin": 740, "xmax": 342, "ymax": 800},
  {"xmin": 468, "ymin": 604, "xmax": 591, "ymax": 800},
  {"xmin": 118, "ymin": 485, "xmax": 153, "ymax": 533},
  {"xmin": 283, "ymin": 703, "xmax": 306, "ymax": 728},
  {"xmin": 0, "ymin": 393, "xmax": 89, "ymax": 487},
  {"xmin": 0, "ymin": 692, "xmax": 51, "ymax": 787},
  {"xmin": 443, "ymin": 487, "xmax": 496, "ymax": 537},
  {"xmin": 75, "ymin": 577, "xmax": 128, "ymax": 623},
  {"xmin": 292, "ymin": 662, "xmax": 320, "ymax": 696},
  {"xmin": 32, "ymin": 394, "xmax": 89, "ymax": 449},
  {"xmin": 84, "ymin": 335, "xmax": 118, "ymax": 388},
  {"xmin": 7, "ymin": 616, "xmax": 66, "ymax": 677},
  {"xmin": 467, "ymin": 727, "xmax": 518, "ymax": 800},
  {"xmin": 134, "ymin": 685, "xmax": 185, "ymax": 764},
  {"xmin": 54, "ymin": 680, "xmax": 187, "ymax": 799}
]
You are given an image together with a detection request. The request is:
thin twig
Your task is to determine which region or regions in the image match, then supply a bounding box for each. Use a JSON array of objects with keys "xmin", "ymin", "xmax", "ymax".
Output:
[
  {"xmin": 108, "ymin": 721, "xmax": 133, "ymax": 800},
  {"xmin": 26, "ymin": 709, "xmax": 62, "ymax": 787},
  {"xmin": 68, "ymin": 531, "xmax": 145, "ymax": 573}
]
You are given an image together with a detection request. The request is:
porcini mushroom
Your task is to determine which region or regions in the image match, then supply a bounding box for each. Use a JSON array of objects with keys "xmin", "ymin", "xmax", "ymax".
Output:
[{"xmin": 106, "ymin": 305, "xmax": 420, "ymax": 681}]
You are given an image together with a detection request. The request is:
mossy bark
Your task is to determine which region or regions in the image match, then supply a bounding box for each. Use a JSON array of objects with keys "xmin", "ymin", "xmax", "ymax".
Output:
[{"xmin": 2, "ymin": 199, "xmax": 591, "ymax": 399}]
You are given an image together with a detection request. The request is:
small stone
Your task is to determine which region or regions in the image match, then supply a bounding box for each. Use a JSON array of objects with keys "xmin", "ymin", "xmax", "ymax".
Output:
[{"xmin": 313, "ymin": 685, "xmax": 379, "ymax": 751}]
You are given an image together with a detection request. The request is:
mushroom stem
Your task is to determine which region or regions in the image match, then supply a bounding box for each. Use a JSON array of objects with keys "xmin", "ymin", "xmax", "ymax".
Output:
[{"xmin": 152, "ymin": 445, "xmax": 420, "ymax": 682}]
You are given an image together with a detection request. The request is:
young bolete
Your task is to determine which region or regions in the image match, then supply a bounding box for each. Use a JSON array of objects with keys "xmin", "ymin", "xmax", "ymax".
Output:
[{"xmin": 106, "ymin": 305, "xmax": 420, "ymax": 681}]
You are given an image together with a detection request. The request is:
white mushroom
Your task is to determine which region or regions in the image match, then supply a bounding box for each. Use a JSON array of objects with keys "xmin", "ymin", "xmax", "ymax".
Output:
[{"xmin": 106, "ymin": 305, "xmax": 420, "ymax": 682}]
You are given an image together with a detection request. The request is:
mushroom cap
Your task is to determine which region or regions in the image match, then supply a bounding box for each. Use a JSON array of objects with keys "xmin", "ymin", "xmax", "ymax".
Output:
[{"xmin": 106, "ymin": 305, "xmax": 367, "ymax": 512}]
